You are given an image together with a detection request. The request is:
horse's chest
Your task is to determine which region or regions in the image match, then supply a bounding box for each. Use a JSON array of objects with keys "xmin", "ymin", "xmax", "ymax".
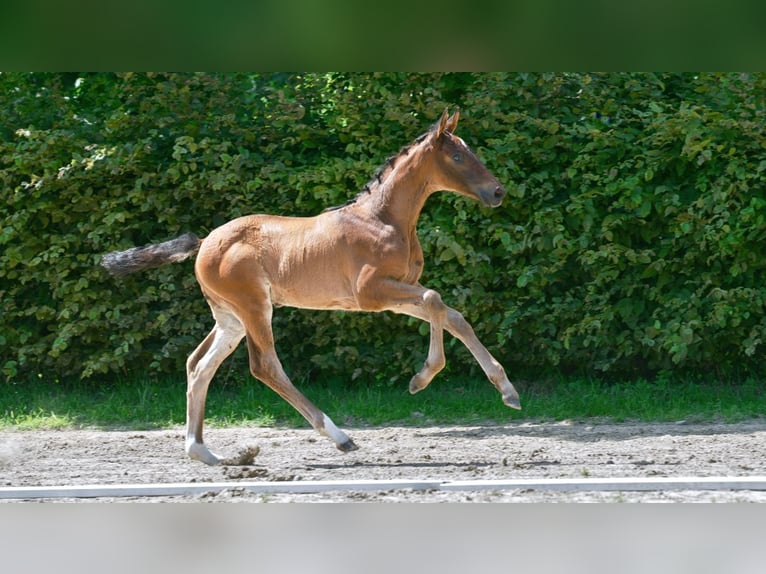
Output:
[
  {"xmin": 346, "ymin": 216, "xmax": 423, "ymax": 283},
  {"xmin": 403, "ymin": 239, "xmax": 424, "ymax": 283}
]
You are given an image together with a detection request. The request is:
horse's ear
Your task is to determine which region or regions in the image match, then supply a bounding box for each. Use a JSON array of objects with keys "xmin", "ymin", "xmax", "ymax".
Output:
[
  {"xmin": 446, "ymin": 109, "xmax": 460, "ymax": 133},
  {"xmin": 435, "ymin": 108, "xmax": 450, "ymax": 137}
]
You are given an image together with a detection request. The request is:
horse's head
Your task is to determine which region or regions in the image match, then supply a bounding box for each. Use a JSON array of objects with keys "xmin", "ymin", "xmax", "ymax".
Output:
[{"xmin": 428, "ymin": 108, "xmax": 506, "ymax": 208}]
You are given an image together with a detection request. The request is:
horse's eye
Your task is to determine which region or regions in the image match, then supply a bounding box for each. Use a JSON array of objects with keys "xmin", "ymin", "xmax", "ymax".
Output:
[{"xmin": 452, "ymin": 153, "xmax": 462, "ymax": 162}]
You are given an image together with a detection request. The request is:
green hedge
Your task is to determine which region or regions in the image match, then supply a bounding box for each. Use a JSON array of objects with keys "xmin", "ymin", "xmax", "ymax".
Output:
[{"xmin": 2, "ymin": 72, "xmax": 766, "ymax": 384}]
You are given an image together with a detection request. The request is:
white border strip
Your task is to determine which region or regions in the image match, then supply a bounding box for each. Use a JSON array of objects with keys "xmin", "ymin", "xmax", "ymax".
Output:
[{"xmin": 2, "ymin": 476, "xmax": 766, "ymax": 500}]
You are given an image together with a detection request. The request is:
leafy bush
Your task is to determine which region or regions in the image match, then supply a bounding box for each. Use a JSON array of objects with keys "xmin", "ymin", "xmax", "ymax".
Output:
[
  {"xmin": 2, "ymin": 72, "xmax": 765, "ymax": 384},
  {"xmin": 470, "ymin": 73, "xmax": 766, "ymax": 376}
]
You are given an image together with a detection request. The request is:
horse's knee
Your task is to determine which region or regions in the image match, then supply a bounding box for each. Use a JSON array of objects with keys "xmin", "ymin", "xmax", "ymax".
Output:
[
  {"xmin": 422, "ymin": 289, "xmax": 446, "ymax": 320},
  {"xmin": 422, "ymin": 289, "xmax": 442, "ymax": 307}
]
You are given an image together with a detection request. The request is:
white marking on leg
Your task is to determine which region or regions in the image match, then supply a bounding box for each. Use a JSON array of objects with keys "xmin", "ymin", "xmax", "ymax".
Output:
[
  {"xmin": 186, "ymin": 309, "xmax": 245, "ymax": 465},
  {"xmin": 320, "ymin": 413, "xmax": 351, "ymax": 446},
  {"xmin": 186, "ymin": 439, "xmax": 223, "ymax": 466}
]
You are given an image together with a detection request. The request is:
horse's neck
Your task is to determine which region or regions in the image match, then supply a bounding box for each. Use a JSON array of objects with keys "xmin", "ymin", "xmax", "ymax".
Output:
[{"xmin": 363, "ymin": 160, "xmax": 431, "ymax": 235}]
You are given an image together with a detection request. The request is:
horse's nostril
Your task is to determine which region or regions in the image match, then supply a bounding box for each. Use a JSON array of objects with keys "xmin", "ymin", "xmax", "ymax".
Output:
[{"xmin": 494, "ymin": 186, "xmax": 505, "ymax": 199}]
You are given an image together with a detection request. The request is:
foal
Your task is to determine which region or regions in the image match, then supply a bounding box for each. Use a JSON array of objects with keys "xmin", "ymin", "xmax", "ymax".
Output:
[{"xmin": 102, "ymin": 109, "xmax": 521, "ymax": 465}]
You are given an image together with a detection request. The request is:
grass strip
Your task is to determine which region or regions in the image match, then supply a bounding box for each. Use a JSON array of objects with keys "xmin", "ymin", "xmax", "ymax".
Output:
[{"xmin": 1, "ymin": 375, "xmax": 764, "ymax": 431}]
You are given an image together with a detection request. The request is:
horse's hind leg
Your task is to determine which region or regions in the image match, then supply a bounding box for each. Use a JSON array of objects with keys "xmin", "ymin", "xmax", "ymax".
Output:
[
  {"xmin": 185, "ymin": 309, "xmax": 245, "ymax": 465},
  {"xmin": 242, "ymin": 302, "xmax": 358, "ymax": 453}
]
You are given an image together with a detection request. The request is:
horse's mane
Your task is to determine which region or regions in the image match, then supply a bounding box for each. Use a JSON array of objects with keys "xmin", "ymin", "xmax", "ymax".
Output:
[{"xmin": 323, "ymin": 130, "xmax": 431, "ymax": 212}]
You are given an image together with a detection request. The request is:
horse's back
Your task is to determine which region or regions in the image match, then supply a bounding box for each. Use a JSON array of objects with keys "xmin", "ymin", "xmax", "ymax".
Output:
[{"xmin": 195, "ymin": 212, "xmax": 359, "ymax": 311}]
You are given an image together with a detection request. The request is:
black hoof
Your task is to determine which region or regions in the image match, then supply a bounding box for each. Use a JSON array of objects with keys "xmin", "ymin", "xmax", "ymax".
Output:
[{"xmin": 337, "ymin": 438, "xmax": 359, "ymax": 453}]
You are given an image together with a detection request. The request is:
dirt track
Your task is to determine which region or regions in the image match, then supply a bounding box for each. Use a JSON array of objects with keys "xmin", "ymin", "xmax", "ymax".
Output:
[{"xmin": 2, "ymin": 420, "xmax": 766, "ymax": 502}]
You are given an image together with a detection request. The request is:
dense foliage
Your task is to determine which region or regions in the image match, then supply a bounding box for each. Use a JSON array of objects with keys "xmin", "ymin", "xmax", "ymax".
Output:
[{"xmin": 2, "ymin": 72, "xmax": 766, "ymax": 385}]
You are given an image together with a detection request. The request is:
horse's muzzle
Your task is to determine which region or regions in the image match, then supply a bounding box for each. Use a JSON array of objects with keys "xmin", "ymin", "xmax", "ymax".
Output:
[{"xmin": 482, "ymin": 184, "xmax": 506, "ymax": 208}]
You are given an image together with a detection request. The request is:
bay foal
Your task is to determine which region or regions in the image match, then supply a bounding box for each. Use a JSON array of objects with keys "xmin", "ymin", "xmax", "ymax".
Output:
[{"xmin": 102, "ymin": 109, "xmax": 521, "ymax": 465}]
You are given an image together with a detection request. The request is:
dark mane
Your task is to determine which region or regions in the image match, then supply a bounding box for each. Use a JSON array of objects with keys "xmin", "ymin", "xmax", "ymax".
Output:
[{"xmin": 323, "ymin": 131, "xmax": 431, "ymax": 212}]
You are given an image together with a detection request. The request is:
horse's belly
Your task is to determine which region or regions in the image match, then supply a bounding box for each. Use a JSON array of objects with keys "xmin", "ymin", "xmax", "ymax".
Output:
[{"xmin": 269, "ymin": 279, "xmax": 360, "ymax": 311}]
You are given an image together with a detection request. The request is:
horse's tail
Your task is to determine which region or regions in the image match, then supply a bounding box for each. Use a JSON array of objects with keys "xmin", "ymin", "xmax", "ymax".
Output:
[{"xmin": 100, "ymin": 232, "xmax": 202, "ymax": 276}]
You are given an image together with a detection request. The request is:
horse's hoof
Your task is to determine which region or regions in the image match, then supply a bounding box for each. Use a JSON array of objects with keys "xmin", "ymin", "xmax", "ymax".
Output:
[
  {"xmin": 337, "ymin": 438, "xmax": 359, "ymax": 452},
  {"xmin": 409, "ymin": 374, "xmax": 427, "ymax": 394},
  {"xmin": 503, "ymin": 394, "xmax": 522, "ymax": 410},
  {"xmin": 187, "ymin": 441, "xmax": 223, "ymax": 466}
]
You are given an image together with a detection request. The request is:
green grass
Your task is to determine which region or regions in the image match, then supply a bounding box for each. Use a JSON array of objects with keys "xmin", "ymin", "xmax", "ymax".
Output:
[{"xmin": 1, "ymin": 374, "xmax": 765, "ymax": 431}]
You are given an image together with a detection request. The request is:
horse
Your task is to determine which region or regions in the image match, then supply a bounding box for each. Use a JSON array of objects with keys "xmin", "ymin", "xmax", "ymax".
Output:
[{"xmin": 101, "ymin": 108, "xmax": 521, "ymax": 465}]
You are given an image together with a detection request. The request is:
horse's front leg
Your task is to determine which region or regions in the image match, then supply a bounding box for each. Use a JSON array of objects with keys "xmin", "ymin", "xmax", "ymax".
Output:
[
  {"xmin": 444, "ymin": 308, "xmax": 521, "ymax": 409},
  {"xmin": 361, "ymin": 279, "xmax": 450, "ymax": 393},
  {"xmin": 407, "ymin": 290, "xmax": 448, "ymax": 394},
  {"xmin": 368, "ymin": 277, "xmax": 521, "ymax": 409}
]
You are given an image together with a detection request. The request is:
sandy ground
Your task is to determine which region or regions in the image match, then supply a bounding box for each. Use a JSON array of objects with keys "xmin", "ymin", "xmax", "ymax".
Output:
[{"xmin": 2, "ymin": 419, "xmax": 766, "ymax": 502}]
